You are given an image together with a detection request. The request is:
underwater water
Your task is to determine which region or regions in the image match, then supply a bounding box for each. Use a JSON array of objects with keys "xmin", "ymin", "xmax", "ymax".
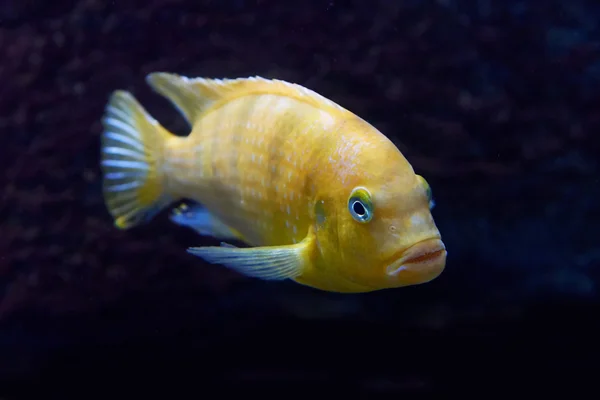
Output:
[{"xmin": 1, "ymin": 0, "xmax": 599, "ymax": 396}]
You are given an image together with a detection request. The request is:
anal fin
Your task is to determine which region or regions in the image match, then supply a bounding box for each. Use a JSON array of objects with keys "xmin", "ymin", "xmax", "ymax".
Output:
[{"xmin": 170, "ymin": 203, "xmax": 242, "ymax": 240}]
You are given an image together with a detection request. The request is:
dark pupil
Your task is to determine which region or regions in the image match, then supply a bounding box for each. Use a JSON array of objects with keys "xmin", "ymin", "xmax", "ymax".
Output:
[{"xmin": 352, "ymin": 200, "xmax": 366, "ymax": 216}]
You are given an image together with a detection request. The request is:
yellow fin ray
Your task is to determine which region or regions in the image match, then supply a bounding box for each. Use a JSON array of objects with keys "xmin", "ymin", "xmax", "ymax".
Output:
[
  {"xmin": 187, "ymin": 238, "xmax": 313, "ymax": 281},
  {"xmin": 100, "ymin": 91, "xmax": 174, "ymax": 229},
  {"xmin": 146, "ymin": 72, "xmax": 349, "ymax": 126}
]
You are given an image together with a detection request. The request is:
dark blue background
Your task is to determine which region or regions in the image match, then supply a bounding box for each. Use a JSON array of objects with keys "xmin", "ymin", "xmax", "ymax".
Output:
[{"xmin": 0, "ymin": 0, "xmax": 598, "ymax": 396}]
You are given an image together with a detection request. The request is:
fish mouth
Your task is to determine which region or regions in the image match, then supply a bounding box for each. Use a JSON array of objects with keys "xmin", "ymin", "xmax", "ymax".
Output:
[{"xmin": 385, "ymin": 238, "xmax": 447, "ymax": 283}]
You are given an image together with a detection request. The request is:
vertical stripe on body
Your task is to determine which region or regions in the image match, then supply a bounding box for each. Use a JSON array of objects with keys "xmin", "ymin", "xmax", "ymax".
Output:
[{"xmin": 169, "ymin": 94, "xmax": 332, "ymax": 246}]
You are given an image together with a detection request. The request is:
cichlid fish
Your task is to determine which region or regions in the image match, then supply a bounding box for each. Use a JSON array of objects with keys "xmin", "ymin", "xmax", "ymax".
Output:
[{"xmin": 100, "ymin": 73, "xmax": 446, "ymax": 293}]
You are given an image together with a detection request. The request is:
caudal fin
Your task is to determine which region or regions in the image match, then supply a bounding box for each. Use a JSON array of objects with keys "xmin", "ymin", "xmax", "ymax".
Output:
[{"xmin": 100, "ymin": 91, "xmax": 174, "ymax": 229}]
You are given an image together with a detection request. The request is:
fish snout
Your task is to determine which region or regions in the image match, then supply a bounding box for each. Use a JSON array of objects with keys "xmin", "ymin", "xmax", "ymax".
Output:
[{"xmin": 385, "ymin": 238, "xmax": 447, "ymax": 284}]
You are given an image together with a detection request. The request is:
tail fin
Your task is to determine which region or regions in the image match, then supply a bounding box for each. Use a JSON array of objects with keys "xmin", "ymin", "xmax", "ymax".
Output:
[{"xmin": 100, "ymin": 91, "xmax": 174, "ymax": 229}]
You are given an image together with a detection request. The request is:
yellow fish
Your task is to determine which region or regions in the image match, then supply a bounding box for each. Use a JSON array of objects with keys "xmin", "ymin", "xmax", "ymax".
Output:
[{"xmin": 100, "ymin": 73, "xmax": 447, "ymax": 293}]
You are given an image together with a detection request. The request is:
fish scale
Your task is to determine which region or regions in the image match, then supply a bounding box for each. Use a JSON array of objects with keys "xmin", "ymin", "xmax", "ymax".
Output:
[
  {"xmin": 166, "ymin": 94, "xmax": 322, "ymax": 246},
  {"xmin": 99, "ymin": 72, "xmax": 446, "ymax": 293}
]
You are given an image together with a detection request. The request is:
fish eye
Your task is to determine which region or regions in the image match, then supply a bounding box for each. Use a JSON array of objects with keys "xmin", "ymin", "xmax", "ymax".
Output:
[
  {"xmin": 416, "ymin": 175, "xmax": 435, "ymax": 209},
  {"xmin": 348, "ymin": 187, "xmax": 373, "ymax": 223}
]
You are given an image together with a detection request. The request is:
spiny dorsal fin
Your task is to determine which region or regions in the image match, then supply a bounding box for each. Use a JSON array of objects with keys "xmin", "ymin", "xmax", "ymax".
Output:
[{"xmin": 146, "ymin": 72, "xmax": 349, "ymax": 126}]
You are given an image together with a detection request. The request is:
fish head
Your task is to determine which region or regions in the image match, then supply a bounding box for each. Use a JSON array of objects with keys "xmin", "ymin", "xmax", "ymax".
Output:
[{"xmin": 313, "ymin": 126, "xmax": 446, "ymax": 290}]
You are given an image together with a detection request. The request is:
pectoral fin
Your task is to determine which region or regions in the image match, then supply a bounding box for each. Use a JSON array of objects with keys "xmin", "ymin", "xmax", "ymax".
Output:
[{"xmin": 187, "ymin": 233, "xmax": 313, "ymax": 281}]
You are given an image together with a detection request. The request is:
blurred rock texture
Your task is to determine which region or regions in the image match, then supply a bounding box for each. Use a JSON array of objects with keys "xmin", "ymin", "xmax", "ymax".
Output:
[{"xmin": 1, "ymin": 0, "xmax": 599, "ymax": 395}]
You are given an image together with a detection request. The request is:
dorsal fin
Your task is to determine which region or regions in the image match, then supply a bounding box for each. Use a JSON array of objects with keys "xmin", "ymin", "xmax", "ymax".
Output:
[{"xmin": 146, "ymin": 72, "xmax": 349, "ymax": 126}]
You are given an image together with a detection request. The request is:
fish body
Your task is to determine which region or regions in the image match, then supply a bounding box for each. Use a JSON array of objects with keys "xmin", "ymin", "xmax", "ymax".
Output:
[{"xmin": 100, "ymin": 73, "xmax": 446, "ymax": 293}]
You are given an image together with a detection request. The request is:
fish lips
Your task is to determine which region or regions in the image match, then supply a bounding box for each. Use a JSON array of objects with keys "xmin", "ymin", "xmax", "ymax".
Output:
[{"xmin": 386, "ymin": 238, "xmax": 447, "ymax": 281}]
